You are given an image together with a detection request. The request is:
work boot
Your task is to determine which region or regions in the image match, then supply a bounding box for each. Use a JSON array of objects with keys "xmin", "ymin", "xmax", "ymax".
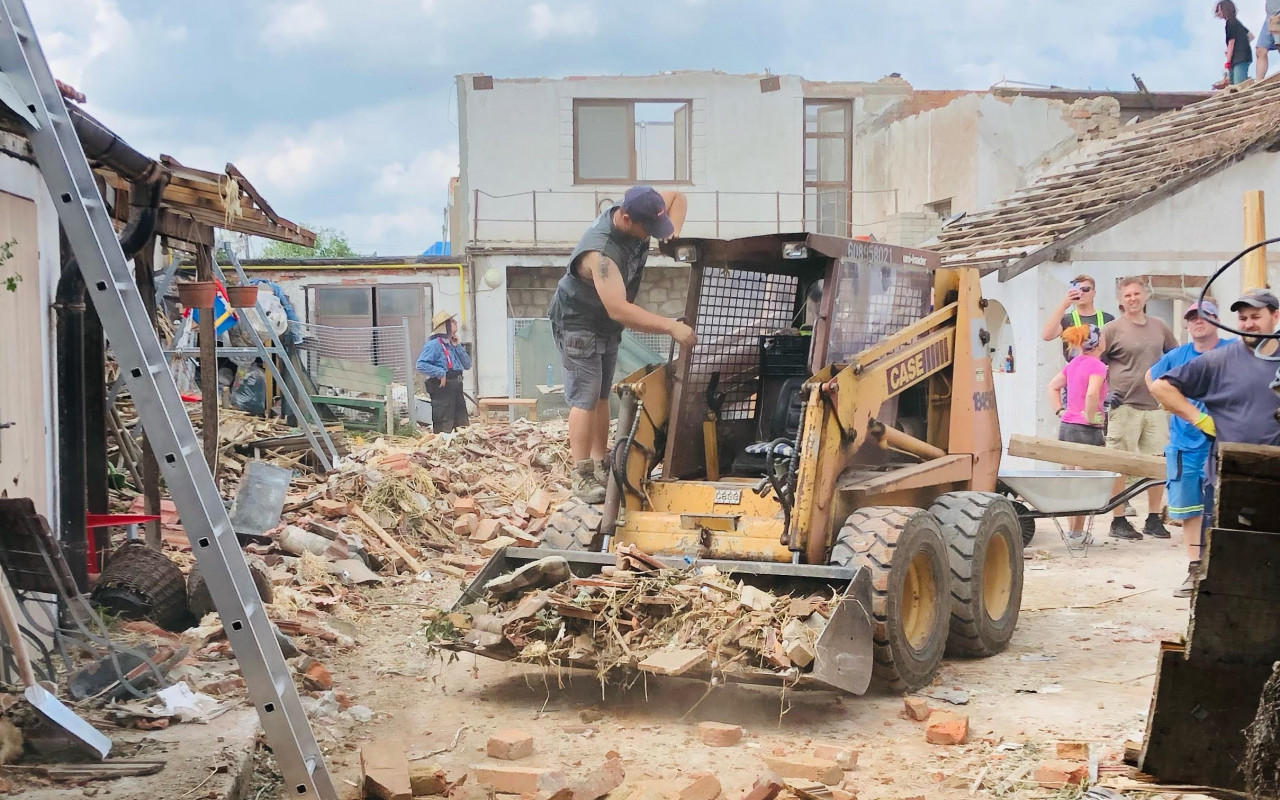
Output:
[
  {"xmin": 1109, "ymin": 516, "xmax": 1143, "ymax": 541},
  {"xmin": 1123, "ymin": 503, "xmax": 1138, "ymax": 517},
  {"xmin": 1143, "ymin": 513, "xmax": 1171, "ymax": 539},
  {"xmin": 1174, "ymin": 560, "xmax": 1202, "ymax": 598},
  {"xmin": 594, "ymin": 458, "xmax": 610, "ymax": 490},
  {"xmin": 572, "ymin": 459, "xmax": 606, "ymax": 505}
]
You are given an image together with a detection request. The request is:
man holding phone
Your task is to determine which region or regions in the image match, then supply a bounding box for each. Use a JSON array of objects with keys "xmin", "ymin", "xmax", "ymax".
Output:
[{"xmin": 1041, "ymin": 274, "xmax": 1115, "ymax": 360}]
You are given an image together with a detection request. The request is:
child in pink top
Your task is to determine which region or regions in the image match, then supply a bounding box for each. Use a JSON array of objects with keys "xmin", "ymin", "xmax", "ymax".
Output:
[{"xmin": 1046, "ymin": 324, "xmax": 1108, "ymax": 540}]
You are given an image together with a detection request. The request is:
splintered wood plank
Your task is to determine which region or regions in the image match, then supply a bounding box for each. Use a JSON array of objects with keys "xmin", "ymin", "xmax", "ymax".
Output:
[
  {"xmin": 1139, "ymin": 647, "xmax": 1271, "ymax": 791},
  {"xmin": 1219, "ymin": 442, "xmax": 1280, "ymax": 482},
  {"xmin": 638, "ymin": 648, "xmax": 707, "ymax": 676}
]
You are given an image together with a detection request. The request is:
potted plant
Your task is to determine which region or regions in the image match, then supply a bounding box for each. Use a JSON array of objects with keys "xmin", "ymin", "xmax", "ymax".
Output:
[
  {"xmin": 225, "ymin": 278, "xmax": 259, "ymax": 308},
  {"xmin": 176, "ymin": 279, "xmax": 217, "ymax": 308}
]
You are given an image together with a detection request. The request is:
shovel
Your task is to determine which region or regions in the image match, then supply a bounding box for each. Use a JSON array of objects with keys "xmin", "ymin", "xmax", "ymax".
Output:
[{"xmin": 0, "ymin": 565, "xmax": 111, "ymax": 758}]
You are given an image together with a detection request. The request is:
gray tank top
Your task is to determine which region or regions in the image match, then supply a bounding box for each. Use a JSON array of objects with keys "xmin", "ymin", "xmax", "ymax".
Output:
[{"xmin": 548, "ymin": 208, "xmax": 649, "ymax": 339}]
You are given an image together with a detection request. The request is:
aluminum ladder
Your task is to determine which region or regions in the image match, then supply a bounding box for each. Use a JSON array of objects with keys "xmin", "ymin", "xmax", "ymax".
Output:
[{"xmin": 0, "ymin": 2, "xmax": 337, "ymax": 796}]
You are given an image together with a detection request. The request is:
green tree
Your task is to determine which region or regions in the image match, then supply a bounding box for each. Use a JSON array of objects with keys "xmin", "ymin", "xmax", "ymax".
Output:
[{"xmin": 257, "ymin": 226, "xmax": 361, "ymax": 259}]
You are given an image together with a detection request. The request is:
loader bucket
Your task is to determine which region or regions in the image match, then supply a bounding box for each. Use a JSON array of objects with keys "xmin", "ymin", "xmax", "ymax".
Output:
[{"xmin": 446, "ymin": 547, "xmax": 875, "ymax": 696}]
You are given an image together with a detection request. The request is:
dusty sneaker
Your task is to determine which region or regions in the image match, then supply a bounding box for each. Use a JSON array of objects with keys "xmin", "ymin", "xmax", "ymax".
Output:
[
  {"xmin": 1143, "ymin": 513, "xmax": 1171, "ymax": 539},
  {"xmin": 1065, "ymin": 530, "xmax": 1093, "ymax": 547},
  {"xmin": 1123, "ymin": 503, "xmax": 1138, "ymax": 517},
  {"xmin": 1109, "ymin": 516, "xmax": 1143, "ymax": 541},
  {"xmin": 1174, "ymin": 560, "xmax": 1202, "ymax": 598},
  {"xmin": 572, "ymin": 459, "xmax": 606, "ymax": 504}
]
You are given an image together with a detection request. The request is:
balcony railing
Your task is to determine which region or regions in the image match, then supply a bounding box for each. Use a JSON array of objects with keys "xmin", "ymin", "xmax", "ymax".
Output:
[{"xmin": 468, "ymin": 188, "xmax": 900, "ymax": 245}]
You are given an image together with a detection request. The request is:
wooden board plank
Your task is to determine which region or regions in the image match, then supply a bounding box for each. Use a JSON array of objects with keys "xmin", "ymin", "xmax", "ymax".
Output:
[
  {"xmin": 1187, "ymin": 526, "xmax": 1280, "ymax": 664},
  {"xmin": 1219, "ymin": 442, "xmax": 1280, "ymax": 482},
  {"xmin": 318, "ymin": 356, "xmax": 393, "ymax": 380},
  {"xmin": 1216, "ymin": 474, "xmax": 1280, "ymax": 532},
  {"xmin": 1139, "ymin": 647, "xmax": 1270, "ymax": 791},
  {"xmin": 1006, "ymin": 434, "xmax": 1165, "ymax": 479}
]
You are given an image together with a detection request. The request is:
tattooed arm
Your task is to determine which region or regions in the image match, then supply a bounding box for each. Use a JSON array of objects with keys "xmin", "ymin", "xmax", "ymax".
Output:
[{"xmin": 578, "ymin": 251, "xmax": 695, "ymax": 345}]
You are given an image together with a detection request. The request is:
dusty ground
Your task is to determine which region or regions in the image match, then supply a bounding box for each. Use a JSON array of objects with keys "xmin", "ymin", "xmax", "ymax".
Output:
[{"xmin": 301, "ymin": 495, "xmax": 1201, "ymax": 800}]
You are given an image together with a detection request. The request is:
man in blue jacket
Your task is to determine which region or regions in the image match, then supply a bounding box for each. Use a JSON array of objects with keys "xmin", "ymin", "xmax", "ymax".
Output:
[{"xmin": 416, "ymin": 310, "xmax": 472, "ymax": 433}]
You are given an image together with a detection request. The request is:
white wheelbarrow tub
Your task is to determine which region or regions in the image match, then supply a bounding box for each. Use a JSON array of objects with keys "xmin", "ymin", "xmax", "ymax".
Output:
[{"xmin": 999, "ymin": 470, "xmax": 1122, "ymax": 515}]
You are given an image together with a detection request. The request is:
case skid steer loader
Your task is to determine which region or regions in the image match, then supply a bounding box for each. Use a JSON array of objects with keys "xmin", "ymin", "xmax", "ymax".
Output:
[{"xmin": 452, "ymin": 233, "xmax": 1022, "ymax": 693}]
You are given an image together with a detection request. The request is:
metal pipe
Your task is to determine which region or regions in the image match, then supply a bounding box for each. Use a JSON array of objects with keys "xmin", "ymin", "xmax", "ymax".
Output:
[
  {"xmin": 869, "ymin": 419, "xmax": 947, "ymax": 461},
  {"xmin": 56, "ymin": 177, "xmax": 163, "ymax": 587},
  {"xmin": 600, "ymin": 388, "xmax": 640, "ymax": 550}
]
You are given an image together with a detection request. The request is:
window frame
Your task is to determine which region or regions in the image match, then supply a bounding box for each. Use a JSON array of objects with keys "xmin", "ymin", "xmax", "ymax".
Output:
[
  {"xmin": 802, "ymin": 99, "xmax": 854, "ymax": 238},
  {"xmin": 573, "ymin": 98, "xmax": 694, "ymax": 186}
]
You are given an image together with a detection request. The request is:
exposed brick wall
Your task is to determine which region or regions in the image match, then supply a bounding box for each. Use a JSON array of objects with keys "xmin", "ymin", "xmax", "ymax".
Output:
[
  {"xmin": 1063, "ymin": 96, "xmax": 1121, "ymax": 139},
  {"xmin": 505, "ymin": 264, "xmax": 690, "ymax": 319}
]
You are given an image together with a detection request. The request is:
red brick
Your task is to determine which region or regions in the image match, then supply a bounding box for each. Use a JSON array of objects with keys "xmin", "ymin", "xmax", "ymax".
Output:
[
  {"xmin": 740, "ymin": 776, "xmax": 784, "ymax": 800},
  {"xmin": 1055, "ymin": 740, "xmax": 1091, "ymax": 760},
  {"xmin": 527, "ymin": 489, "xmax": 553, "ymax": 517},
  {"xmin": 697, "ymin": 721, "xmax": 743, "ymax": 747},
  {"xmin": 903, "ymin": 696, "xmax": 931, "ymax": 721},
  {"xmin": 470, "ymin": 519, "xmax": 501, "ymax": 543},
  {"xmin": 361, "ymin": 739, "xmax": 412, "ymax": 800},
  {"xmin": 408, "ymin": 763, "xmax": 449, "ymax": 796},
  {"xmin": 471, "ymin": 764, "xmax": 566, "ymax": 794},
  {"xmin": 302, "ymin": 661, "xmax": 332, "ymax": 691},
  {"xmin": 678, "ymin": 773, "xmax": 721, "ymax": 800},
  {"xmin": 924, "ymin": 712, "xmax": 968, "ymax": 746},
  {"xmin": 486, "ymin": 729, "xmax": 534, "ymax": 760},
  {"xmin": 760, "ymin": 756, "xmax": 842, "ymax": 785},
  {"xmin": 314, "ymin": 499, "xmax": 349, "ymax": 518},
  {"xmin": 453, "ymin": 496, "xmax": 477, "ymax": 515},
  {"xmin": 811, "ymin": 742, "xmax": 858, "ymax": 770},
  {"xmin": 1032, "ymin": 759, "xmax": 1087, "ymax": 789},
  {"xmin": 480, "ymin": 535, "xmax": 517, "ymax": 557}
]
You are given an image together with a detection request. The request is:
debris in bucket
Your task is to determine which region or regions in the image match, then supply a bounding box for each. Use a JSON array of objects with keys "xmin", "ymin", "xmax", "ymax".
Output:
[{"xmin": 423, "ymin": 545, "xmax": 840, "ymax": 683}]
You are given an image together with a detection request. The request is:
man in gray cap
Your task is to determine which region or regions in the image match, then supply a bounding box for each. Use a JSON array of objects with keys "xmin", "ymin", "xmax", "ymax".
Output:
[
  {"xmin": 549, "ymin": 187, "xmax": 697, "ymax": 504},
  {"xmin": 1150, "ymin": 288, "xmax": 1280, "ymax": 593}
]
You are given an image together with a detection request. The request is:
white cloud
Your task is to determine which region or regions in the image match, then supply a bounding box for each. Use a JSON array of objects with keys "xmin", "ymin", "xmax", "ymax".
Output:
[
  {"xmin": 260, "ymin": 1, "xmax": 331, "ymax": 48},
  {"xmin": 30, "ymin": 0, "xmax": 133, "ymax": 87},
  {"xmin": 375, "ymin": 148, "xmax": 459, "ymax": 198},
  {"xmin": 527, "ymin": 2, "xmax": 598, "ymax": 40}
]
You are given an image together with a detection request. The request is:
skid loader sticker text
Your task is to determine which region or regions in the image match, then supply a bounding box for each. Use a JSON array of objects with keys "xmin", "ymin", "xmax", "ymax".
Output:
[
  {"xmin": 885, "ymin": 339, "xmax": 950, "ymax": 394},
  {"xmin": 972, "ymin": 390, "xmax": 996, "ymax": 411}
]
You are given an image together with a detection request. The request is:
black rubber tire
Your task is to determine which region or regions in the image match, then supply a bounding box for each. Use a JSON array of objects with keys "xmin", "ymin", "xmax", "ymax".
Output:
[
  {"xmin": 829, "ymin": 506, "xmax": 951, "ymax": 692},
  {"xmin": 929, "ymin": 491, "xmax": 1024, "ymax": 658},
  {"xmin": 1010, "ymin": 499, "xmax": 1036, "ymax": 546},
  {"xmin": 540, "ymin": 497, "xmax": 603, "ymax": 552}
]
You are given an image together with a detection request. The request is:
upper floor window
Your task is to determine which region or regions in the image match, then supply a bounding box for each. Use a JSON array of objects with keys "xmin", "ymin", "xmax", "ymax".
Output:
[{"xmin": 574, "ymin": 100, "xmax": 691, "ymax": 184}]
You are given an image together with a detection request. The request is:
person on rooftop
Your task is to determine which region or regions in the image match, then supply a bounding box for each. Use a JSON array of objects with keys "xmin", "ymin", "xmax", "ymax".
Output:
[
  {"xmin": 1255, "ymin": 0, "xmax": 1280, "ymax": 79},
  {"xmin": 1216, "ymin": 1, "xmax": 1254, "ymax": 86}
]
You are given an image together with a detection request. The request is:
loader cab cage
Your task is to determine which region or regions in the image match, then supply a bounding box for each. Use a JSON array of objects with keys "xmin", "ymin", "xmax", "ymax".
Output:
[{"xmin": 658, "ymin": 233, "xmax": 940, "ymax": 481}]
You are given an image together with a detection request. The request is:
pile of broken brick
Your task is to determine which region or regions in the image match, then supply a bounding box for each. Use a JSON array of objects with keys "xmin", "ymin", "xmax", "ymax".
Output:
[
  {"xmin": 425, "ymin": 546, "xmax": 837, "ymax": 684},
  {"xmin": 360, "ymin": 725, "xmax": 858, "ymax": 800}
]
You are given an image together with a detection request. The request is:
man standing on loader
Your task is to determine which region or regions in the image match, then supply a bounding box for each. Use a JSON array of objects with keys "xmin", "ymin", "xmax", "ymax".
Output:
[{"xmin": 549, "ymin": 187, "xmax": 697, "ymax": 503}]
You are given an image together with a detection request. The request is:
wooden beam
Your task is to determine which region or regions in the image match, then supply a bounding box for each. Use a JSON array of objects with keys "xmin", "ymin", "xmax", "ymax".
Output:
[
  {"xmin": 1006, "ymin": 433, "xmax": 1165, "ymax": 479},
  {"xmin": 133, "ymin": 240, "xmax": 163, "ymax": 549},
  {"xmin": 155, "ymin": 210, "xmax": 214, "ymax": 247},
  {"xmin": 1244, "ymin": 189, "xmax": 1268, "ymax": 291},
  {"xmin": 195, "ymin": 245, "xmax": 218, "ymax": 478}
]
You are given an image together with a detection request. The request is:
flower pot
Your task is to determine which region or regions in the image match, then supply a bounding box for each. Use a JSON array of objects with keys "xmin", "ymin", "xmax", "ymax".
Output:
[
  {"xmin": 176, "ymin": 280, "xmax": 217, "ymax": 308},
  {"xmin": 225, "ymin": 284, "xmax": 260, "ymax": 308}
]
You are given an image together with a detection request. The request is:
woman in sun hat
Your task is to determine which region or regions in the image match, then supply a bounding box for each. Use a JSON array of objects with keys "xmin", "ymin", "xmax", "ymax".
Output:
[{"xmin": 415, "ymin": 310, "xmax": 471, "ymax": 433}]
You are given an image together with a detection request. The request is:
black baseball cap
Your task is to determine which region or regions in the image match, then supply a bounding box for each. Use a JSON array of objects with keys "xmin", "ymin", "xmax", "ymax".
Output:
[
  {"xmin": 1230, "ymin": 288, "xmax": 1280, "ymax": 312},
  {"xmin": 621, "ymin": 186, "xmax": 674, "ymax": 240}
]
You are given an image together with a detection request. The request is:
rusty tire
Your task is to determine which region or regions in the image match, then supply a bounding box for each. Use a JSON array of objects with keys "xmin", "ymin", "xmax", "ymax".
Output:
[
  {"xmin": 930, "ymin": 492, "xmax": 1024, "ymax": 658},
  {"xmin": 539, "ymin": 497, "xmax": 602, "ymax": 552},
  {"xmin": 830, "ymin": 506, "xmax": 950, "ymax": 692}
]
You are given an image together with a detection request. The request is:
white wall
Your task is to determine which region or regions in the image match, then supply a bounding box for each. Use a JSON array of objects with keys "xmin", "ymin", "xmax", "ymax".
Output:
[
  {"xmin": 0, "ymin": 149, "xmax": 60, "ymax": 519},
  {"xmin": 457, "ymin": 72, "xmax": 922, "ymax": 244},
  {"xmin": 980, "ymin": 150, "xmax": 1280, "ymax": 468}
]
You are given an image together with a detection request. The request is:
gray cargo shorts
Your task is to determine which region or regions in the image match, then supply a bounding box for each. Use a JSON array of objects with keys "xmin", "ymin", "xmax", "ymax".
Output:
[{"xmin": 554, "ymin": 328, "xmax": 620, "ymax": 410}]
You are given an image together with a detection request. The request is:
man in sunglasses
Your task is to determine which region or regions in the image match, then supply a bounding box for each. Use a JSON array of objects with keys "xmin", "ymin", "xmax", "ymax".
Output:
[{"xmin": 1040, "ymin": 274, "xmax": 1115, "ymax": 361}]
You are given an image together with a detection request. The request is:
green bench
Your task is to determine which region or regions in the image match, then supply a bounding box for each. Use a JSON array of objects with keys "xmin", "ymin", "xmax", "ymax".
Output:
[{"xmin": 308, "ymin": 357, "xmax": 395, "ymax": 433}]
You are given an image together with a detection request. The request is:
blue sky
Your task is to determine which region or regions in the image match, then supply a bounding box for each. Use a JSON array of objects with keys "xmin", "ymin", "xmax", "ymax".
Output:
[{"xmin": 31, "ymin": 0, "xmax": 1239, "ymax": 255}]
